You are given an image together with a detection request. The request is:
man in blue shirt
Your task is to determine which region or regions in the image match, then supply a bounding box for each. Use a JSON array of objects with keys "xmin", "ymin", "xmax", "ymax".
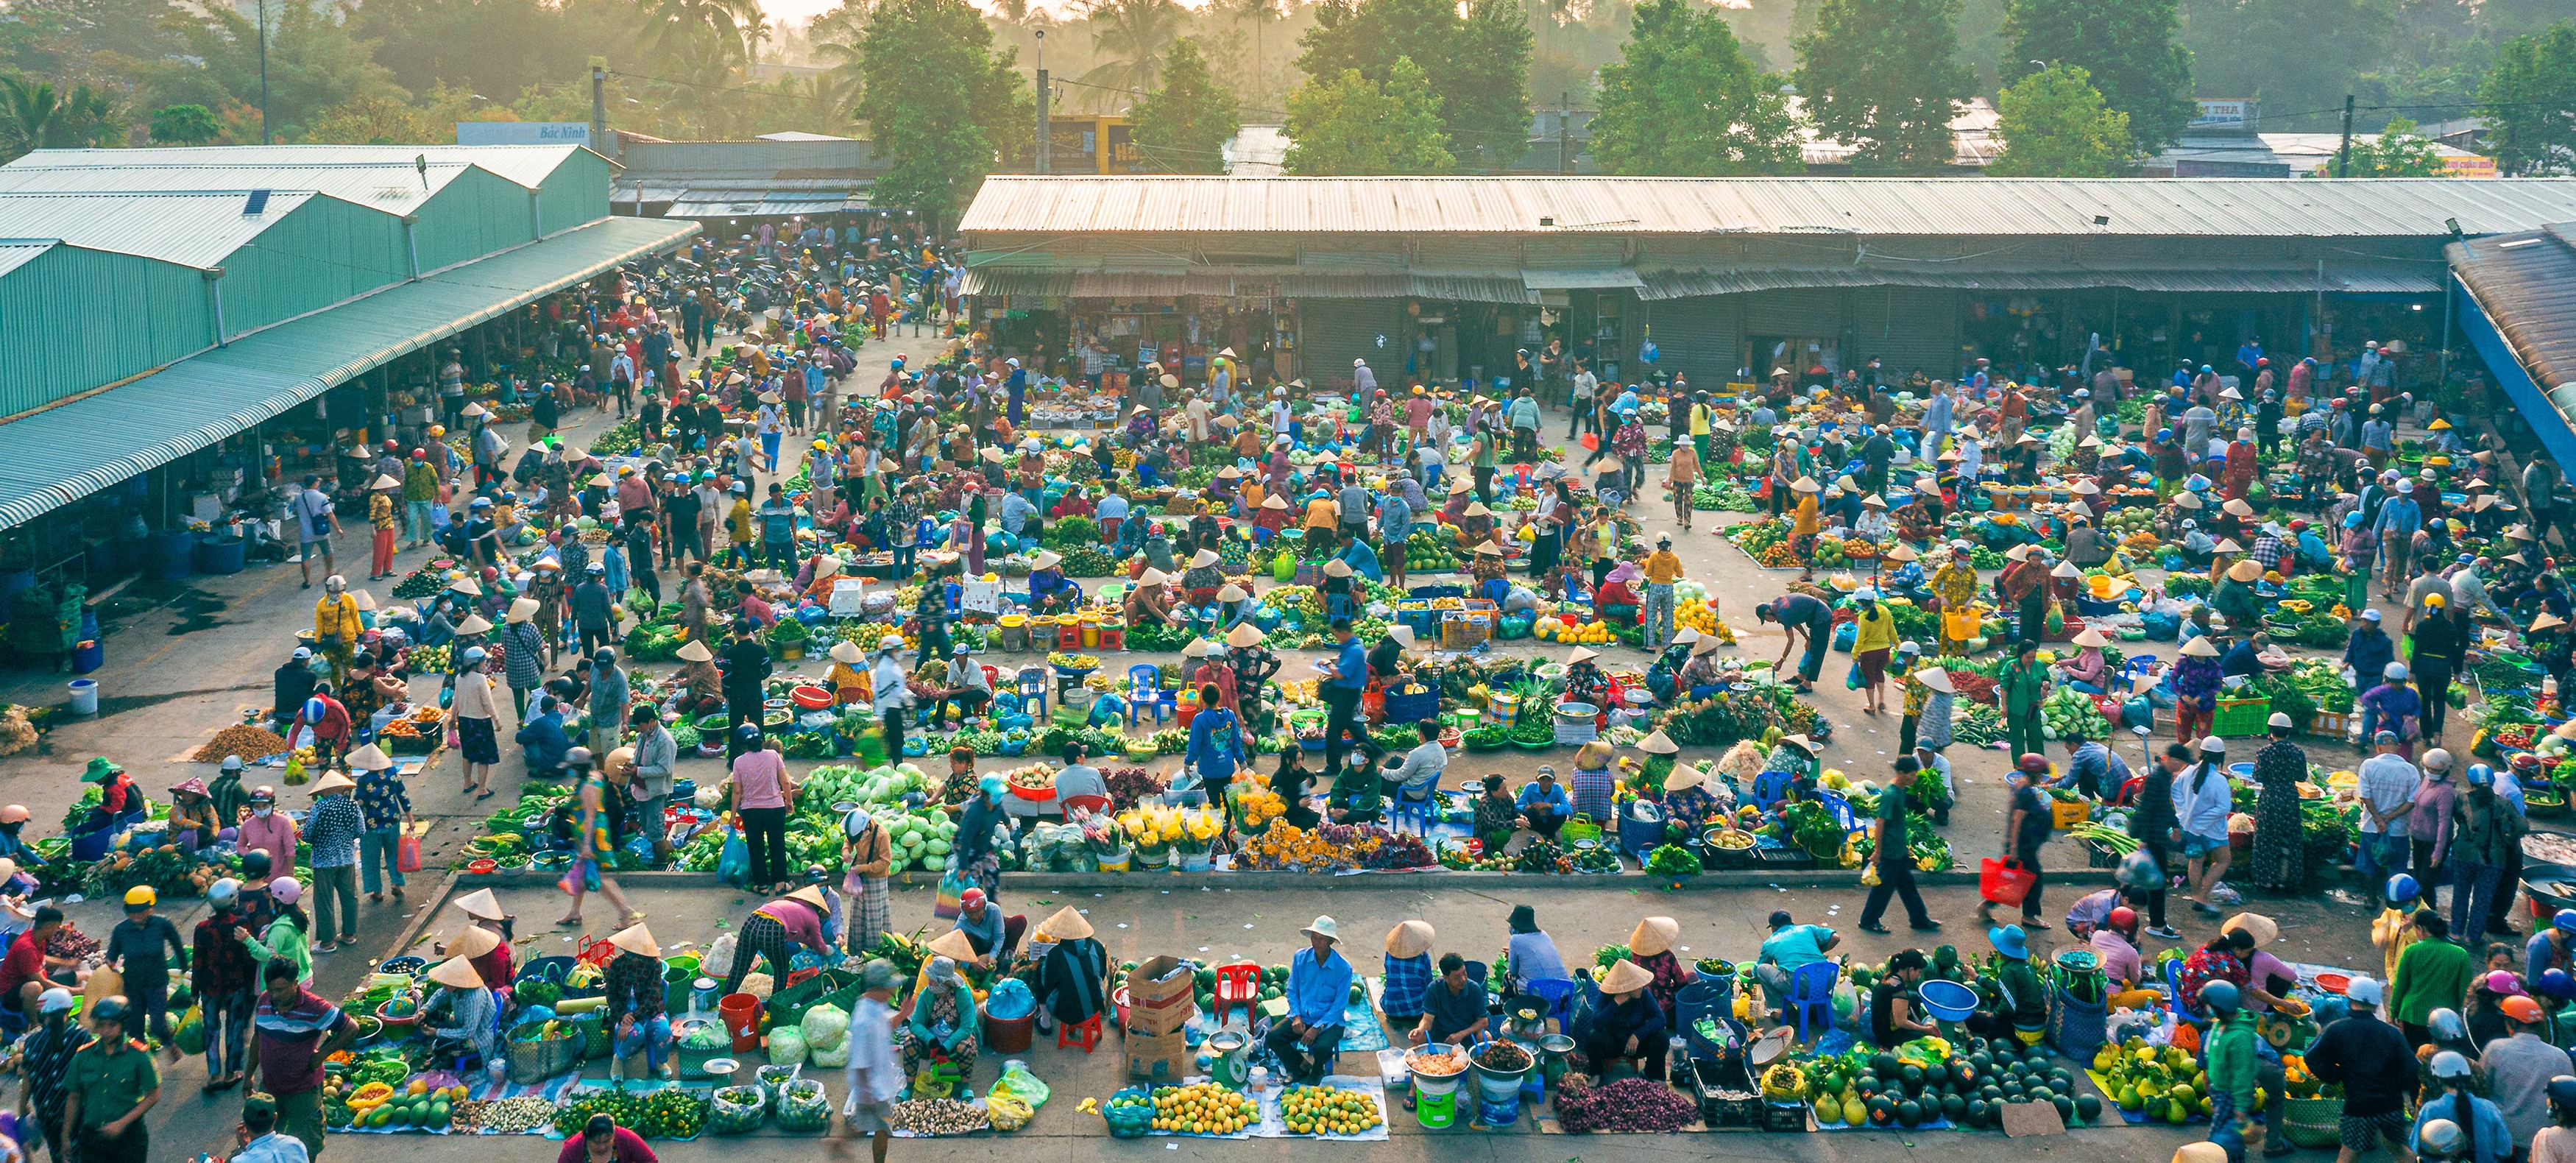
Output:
[
  {"xmin": 757, "ymin": 484, "xmax": 799, "ymax": 570},
  {"xmin": 1514, "ymin": 769, "xmax": 1571, "ymax": 839},
  {"xmin": 1264, "ymin": 915, "xmax": 1354, "ymax": 1084},
  {"xmin": 2374, "ymin": 479, "xmax": 2423, "ymax": 601},
  {"xmin": 2061, "ymin": 736, "xmax": 2132, "ymax": 801},
  {"xmin": 1320, "ymin": 620, "xmax": 1370, "ymax": 784},
  {"xmin": 1752, "ymin": 909, "xmax": 1839, "ymax": 1007}
]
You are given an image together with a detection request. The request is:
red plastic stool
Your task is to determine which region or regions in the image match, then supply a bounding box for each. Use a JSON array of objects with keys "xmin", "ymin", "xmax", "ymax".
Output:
[{"xmin": 1058, "ymin": 1014, "xmax": 1104, "ymax": 1053}]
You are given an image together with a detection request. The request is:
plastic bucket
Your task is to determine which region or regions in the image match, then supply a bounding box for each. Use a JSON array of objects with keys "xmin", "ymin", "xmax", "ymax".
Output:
[
  {"xmin": 66, "ymin": 679, "xmax": 97, "ymax": 715},
  {"xmin": 1473, "ymin": 1058, "xmax": 1532, "ymax": 1102},
  {"xmin": 146, "ymin": 529, "xmax": 194, "ymax": 581},
  {"xmin": 1487, "ymin": 693, "xmax": 1520, "ymax": 729},
  {"xmin": 195, "ymin": 534, "xmax": 247, "ymax": 575},
  {"xmin": 983, "ymin": 1011, "xmax": 1035, "ymax": 1053},
  {"xmin": 69, "ymin": 643, "xmax": 102, "ymax": 674},
  {"xmin": 718, "ymin": 992, "xmax": 762, "ymax": 1052}
]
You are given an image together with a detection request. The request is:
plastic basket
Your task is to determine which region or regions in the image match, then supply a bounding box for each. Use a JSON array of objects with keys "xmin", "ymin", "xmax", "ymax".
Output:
[
  {"xmin": 1560, "ymin": 815, "xmax": 1604, "ymax": 844},
  {"xmin": 1553, "ymin": 717, "xmax": 1597, "ymax": 746},
  {"xmin": 2212, "ymin": 696, "xmax": 2273, "ymax": 738},
  {"xmin": 1383, "ymin": 683, "xmax": 1440, "ymax": 724},
  {"xmin": 2046, "ymin": 986, "xmax": 2107, "ymax": 1061},
  {"xmin": 2281, "ymin": 1096, "xmax": 2346, "ymax": 1149}
]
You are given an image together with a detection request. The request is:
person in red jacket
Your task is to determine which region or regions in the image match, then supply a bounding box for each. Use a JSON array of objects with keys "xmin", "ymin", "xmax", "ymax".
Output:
[{"xmin": 557, "ymin": 1113, "xmax": 657, "ymax": 1163}]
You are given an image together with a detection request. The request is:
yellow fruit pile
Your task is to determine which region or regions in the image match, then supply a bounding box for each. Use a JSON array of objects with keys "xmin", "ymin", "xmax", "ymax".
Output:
[
  {"xmin": 1677, "ymin": 601, "xmax": 1719, "ymax": 634},
  {"xmin": 1281, "ymin": 1085, "xmax": 1380, "ymax": 1136},
  {"xmin": 1534, "ymin": 616, "xmax": 1615, "ymax": 645},
  {"xmin": 1151, "ymin": 1083, "xmax": 1256, "ymax": 1134}
]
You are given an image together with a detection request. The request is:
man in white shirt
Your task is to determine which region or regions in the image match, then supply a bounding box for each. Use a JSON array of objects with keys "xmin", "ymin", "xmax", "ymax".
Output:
[
  {"xmin": 840, "ymin": 959, "xmax": 902, "ymax": 1158},
  {"xmin": 1352, "ymin": 358, "xmax": 1377, "ymax": 394}
]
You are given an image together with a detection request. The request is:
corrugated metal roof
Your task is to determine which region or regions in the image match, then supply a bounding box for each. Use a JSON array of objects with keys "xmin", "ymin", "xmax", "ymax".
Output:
[
  {"xmin": 7, "ymin": 144, "xmax": 591, "ymax": 193},
  {"xmin": 1635, "ymin": 265, "xmax": 2439, "ymax": 299},
  {"xmin": 0, "ymin": 160, "xmax": 476, "ymax": 216},
  {"xmin": 958, "ymin": 269, "xmax": 1073, "ymax": 297},
  {"xmin": 2450, "ymin": 227, "xmax": 2576, "ymax": 394},
  {"xmin": 0, "ymin": 214, "xmax": 697, "ymax": 530},
  {"xmin": 961, "ymin": 175, "xmax": 2576, "ymax": 238},
  {"xmin": 665, "ymin": 190, "xmax": 872, "ymax": 217},
  {"xmin": 0, "ymin": 242, "xmax": 53, "ymax": 279},
  {"xmin": 0, "ymin": 190, "xmax": 319, "ymax": 268}
]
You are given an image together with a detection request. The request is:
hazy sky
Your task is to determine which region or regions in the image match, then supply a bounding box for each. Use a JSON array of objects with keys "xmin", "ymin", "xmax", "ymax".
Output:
[{"xmin": 760, "ymin": 0, "xmax": 843, "ymax": 26}]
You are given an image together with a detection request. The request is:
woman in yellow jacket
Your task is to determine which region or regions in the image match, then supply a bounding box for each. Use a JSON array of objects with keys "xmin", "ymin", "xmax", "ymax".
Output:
[{"xmin": 314, "ymin": 575, "xmax": 366, "ymax": 683}]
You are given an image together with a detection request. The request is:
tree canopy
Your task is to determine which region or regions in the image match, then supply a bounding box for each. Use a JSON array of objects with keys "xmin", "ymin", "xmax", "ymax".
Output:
[
  {"xmin": 1282, "ymin": 56, "xmax": 1454, "ymax": 174},
  {"xmin": 1999, "ymin": 0, "xmax": 2191, "ymax": 150},
  {"xmin": 851, "ymin": 0, "xmax": 1030, "ymax": 229},
  {"xmin": 1988, "ymin": 63, "xmax": 2134, "ymax": 176},
  {"xmin": 1294, "ymin": 0, "xmax": 1528, "ymax": 169},
  {"xmin": 1791, "ymin": 0, "xmax": 1973, "ymax": 174},
  {"xmin": 2479, "ymin": 21, "xmax": 2576, "ymax": 174},
  {"xmin": 1587, "ymin": 0, "xmax": 1802, "ymax": 175},
  {"xmin": 1131, "ymin": 38, "xmax": 1240, "ymax": 173}
]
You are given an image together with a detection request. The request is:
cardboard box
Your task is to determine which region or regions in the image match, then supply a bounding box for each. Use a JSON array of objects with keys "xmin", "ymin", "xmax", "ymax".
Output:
[
  {"xmin": 1127, "ymin": 1028, "xmax": 1191, "ymax": 1083},
  {"xmin": 1125, "ymin": 956, "xmax": 1198, "ymax": 1036}
]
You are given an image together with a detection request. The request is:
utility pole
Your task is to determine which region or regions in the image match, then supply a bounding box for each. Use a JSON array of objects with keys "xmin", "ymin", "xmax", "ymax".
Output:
[
  {"xmin": 2335, "ymin": 94, "xmax": 2356, "ymax": 177},
  {"xmin": 1557, "ymin": 91, "xmax": 1569, "ymax": 174},
  {"xmin": 590, "ymin": 58, "xmax": 608, "ymax": 149},
  {"xmin": 1035, "ymin": 29, "xmax": 1050, "ymax": 175},
  {"xmin": 257, "ymin": 0, "xmax": 269, "ymax": 144}
]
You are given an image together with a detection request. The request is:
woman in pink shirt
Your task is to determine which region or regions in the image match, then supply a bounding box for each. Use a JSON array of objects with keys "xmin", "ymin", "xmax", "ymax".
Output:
[
  {"xmin": 236, "ymin": 785, "xmax": 298, "ymax": 879},
  {"xmin": 726, "ymin": 732, "xmax": 798, "ymax": 894}
]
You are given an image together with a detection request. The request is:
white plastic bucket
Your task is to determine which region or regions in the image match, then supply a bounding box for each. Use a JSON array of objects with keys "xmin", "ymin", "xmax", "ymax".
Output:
[{"xmin": 66, "ymin": 679, "xmax": 96, "ymax": 715}]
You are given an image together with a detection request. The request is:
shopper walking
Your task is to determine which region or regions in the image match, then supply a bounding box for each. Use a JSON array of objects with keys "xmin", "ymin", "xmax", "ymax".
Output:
[
  {"xmin": 301, "ymin": 773, "xmax": 363, "ymax": 954},
  {"xmin": 347, "ymin": 745, "xmax": 408, "ymax": 904},
  {"xmin": 1857, "ymin": 757, "xmax": 1941, "ymax": 934},
  {"xmin": 191, "ymin": 880, "xmax": 257, "ymax": 1092},
  {"xmin": 2248, "ymin": 714, "xmax": 2310, "ymax": 891},
  {"xmin": 245, "ymin": 960, "xmax": 358, "ymax": 1159},
  {"xmin": 728, "ymin": 729, "xmax": 796, "ymax": 894},
  {"xmin": 18, "ymin": 988, "xmax": 88, "ymax": 1162}
]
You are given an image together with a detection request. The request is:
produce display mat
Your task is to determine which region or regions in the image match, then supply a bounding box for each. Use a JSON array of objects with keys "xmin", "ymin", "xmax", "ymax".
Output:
[
  {"xmin": 1251, "ymin": 1075, "xmax": 1391, "ymax": 1140},
  {"xmin": 889, "ymin": 1096, "xmax": 996, "ymax": 1139},
  {"xmin": 542, "ymin": 1081, "xmax": 717, "ymax": 1139},
  {"xmin": 468, "ymin": 1075, "xmax": 586, "ymax": 1104},
  {"xmin": 2085, "ymin": 1070, "xmax": 2204, "ymax": 1125},
  {"xmin": 1140, "ymin": 1077, "xmax": 1259, "ymax": 1139},
  {"xmin": 1536, "ymin": 1114, "xmax": 1713, "ymax": 1134}
]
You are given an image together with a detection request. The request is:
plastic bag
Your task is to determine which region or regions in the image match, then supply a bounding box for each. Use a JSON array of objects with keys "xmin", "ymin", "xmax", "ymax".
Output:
[
  {"xmin": 802, "ymin": 1003, "xmax": 851, "ymax": 1051},
  {"xmin": 986, "ymin": 1086, "xmax": 1034, "ymax": 1131},
  {"xmin": 933, "ymin": 865, "xmax": 973, "ymax": 919},
  {"xmin": 810, "ymin": 1040, "xmax": 850, "ymax": 1068},
  {"xmin": 997, "ymin": 1062, "xmax": 1050, "ymax": 1109},
  {"xmin": 715, "ymin": 825, "xmax": 750, "ymax": 886},
  {"xmin": 982, "ymin": 979, "xmax": 1035, "ymax": 1021},
  {"xmin": 766, "ymin": 1025, "xmax": 808, "ymax": 1066},
  {"xmin": 776, "ymin": 1079, "xmax": 832, "ymax": 1133},
  {"xmin": 173, "ymin": 1004, "xmax": 205, "ymax": 1056}
]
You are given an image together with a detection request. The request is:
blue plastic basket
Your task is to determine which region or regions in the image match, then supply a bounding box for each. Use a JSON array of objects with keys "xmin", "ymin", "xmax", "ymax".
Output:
[{"xmin": 1918, "ymin": 979, "xmax": 1979, "ymax": 1022}]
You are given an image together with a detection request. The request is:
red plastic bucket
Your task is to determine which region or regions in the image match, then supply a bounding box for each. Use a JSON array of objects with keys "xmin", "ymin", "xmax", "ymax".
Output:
[{"xmin": 718, "ymin": 992, "xmax": 762, "ymax": 1052}]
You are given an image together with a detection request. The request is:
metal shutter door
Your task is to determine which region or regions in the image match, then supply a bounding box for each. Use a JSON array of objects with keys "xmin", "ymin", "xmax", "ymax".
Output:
[
  {"xmin": 1295, "ymin": 299, "xmax": 1402, "ymax": 391},
  {"xmin": 1852, "ymin": 287, "xmax": 1962, "ymax": 381},
  {"xmin": 1740, "ymin": 289, "xmax": 1846, "ymax": 334},
  {"xmin": 1645, "ymin": 295, "xmax": 1741, "ymax": 388}
]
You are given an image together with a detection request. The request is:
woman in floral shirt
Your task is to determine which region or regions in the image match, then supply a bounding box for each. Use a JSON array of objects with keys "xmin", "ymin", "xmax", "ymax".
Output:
[
  {"xmin": 350, "ymin": 746, "xmax": 412, "ymax": 903},
  {"xmin": 1611, "ymin": 411, "xmax": 1649, "ymax": 497}
]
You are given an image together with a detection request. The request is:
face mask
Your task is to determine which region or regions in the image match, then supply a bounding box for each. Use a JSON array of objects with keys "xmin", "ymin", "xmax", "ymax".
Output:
[{"xmin": 254, "ymin": 805, "xmax": 274, "ymax": 817}]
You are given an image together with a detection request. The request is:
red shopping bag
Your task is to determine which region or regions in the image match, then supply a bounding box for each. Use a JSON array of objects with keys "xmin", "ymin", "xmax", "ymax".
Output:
[
  {"xmin": 396, "ymin": 833, "xmax": 423, "ymax": 874},
  {"xmin": 1979, "ymin": 857, "xmax": 2038, "ymax": 907}
]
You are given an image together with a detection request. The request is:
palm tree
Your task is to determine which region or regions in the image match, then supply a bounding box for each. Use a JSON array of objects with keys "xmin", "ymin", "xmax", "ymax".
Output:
[
  {"xmin": 1221, "ymin": 0, "xmax": 1284, "ymax": 109},
  {"xmin": 1079, "ymin": 0, "xmax": 1186, "ymax": 91},
  {"xmin": 640, "ymin": 0, "xmax": 764, "ymax": 77},
  {"xmin": 0, "ymin": 77, "xmax": 59, "ymax": 160}
]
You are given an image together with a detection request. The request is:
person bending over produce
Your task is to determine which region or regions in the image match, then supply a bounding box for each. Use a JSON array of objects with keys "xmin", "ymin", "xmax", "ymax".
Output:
[
  {"xmin": 420, "ymin": 955, "xmax": 498, "ymax": 1069},
  {"xmin": 601, "ymin": 924, "xmax": 672, "ymax": 1081}
]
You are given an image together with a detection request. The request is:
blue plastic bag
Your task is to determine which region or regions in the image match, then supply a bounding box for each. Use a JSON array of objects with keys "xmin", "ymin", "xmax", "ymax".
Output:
[
  {"xmin": 983, "ymin": 979, "xmax": 1036, "ymax": 1020},
  {"xmin": 715, "ymin": 825, "xmax": 750, "ymax": 887},
  {"xmin": 1832, "ymin": 621, "xmax": 1857, "ymax": 651}
]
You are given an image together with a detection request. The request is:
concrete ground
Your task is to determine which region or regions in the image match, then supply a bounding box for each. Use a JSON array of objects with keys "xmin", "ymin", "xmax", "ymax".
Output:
[{"xmin": 0, "ymin": 331, "xmax": 2431, "ymax": 1159}]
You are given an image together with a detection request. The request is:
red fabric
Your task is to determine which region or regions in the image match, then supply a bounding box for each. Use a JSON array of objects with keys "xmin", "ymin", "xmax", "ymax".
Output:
[
  {"xmin": 556, "ymin": 1125, "xmax": 658, "ymax": 1163},
  {"xmin": 0, "ymin": 929, "xmax": 44, "ymax": 1000}
]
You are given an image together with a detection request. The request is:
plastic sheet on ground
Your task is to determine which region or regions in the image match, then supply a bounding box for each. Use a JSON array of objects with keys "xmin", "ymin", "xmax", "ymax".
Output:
[{"xmin": 1252, "ymin": 1075, "xmax": 1390, "ymax": 1140}]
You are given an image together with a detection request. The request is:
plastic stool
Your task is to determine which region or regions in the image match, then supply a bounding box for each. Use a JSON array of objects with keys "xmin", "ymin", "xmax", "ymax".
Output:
[{"xmin": 1058, "ymin": 1014, "xmax": 1104, "ymax": 1053}]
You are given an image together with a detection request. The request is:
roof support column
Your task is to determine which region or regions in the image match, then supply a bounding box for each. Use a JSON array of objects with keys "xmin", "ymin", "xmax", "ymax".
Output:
[{"xmin": 403, "ymin": 214, "xmax": 422, "ymax": 281}]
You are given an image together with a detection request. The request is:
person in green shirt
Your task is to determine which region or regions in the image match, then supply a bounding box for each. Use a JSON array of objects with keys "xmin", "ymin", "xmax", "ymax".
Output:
[
  {"xmin": 2391, "ymin": 909, "xmax": 2478, "ymax": 1044},
  {"xmin": 63, "ymin": 996, "xmax": 158, "ymax": 1163},
  {"xmin": 1966, "ymin": 924, "xmax": 2047, "ymax": 1040},
  {"xmin": 2000, "ymin": 640, "xmax": 2050, "ymax": 763},
  {"xmin": 2198, "ymin": 980, "xmax": 2270, "ymax": 1157}
]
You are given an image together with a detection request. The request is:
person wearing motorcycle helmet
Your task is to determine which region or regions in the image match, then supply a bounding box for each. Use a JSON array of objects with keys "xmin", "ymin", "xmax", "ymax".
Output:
[
  {"xmin": 2483, "ymin": 994, "xmax": 2572, "ymax": 1149},
  {"xmin": 2198, "ymin": 979, "xmax": 2272, "ymax": 1156},
  {"xmin": 2530, "ymin": 910, "xmax": 2576, "ymax": 983},
  {"xmin": 193, "ymin": 877, "xmax": 258, "ymax": 1088},
  {"xmin": 2419, "ymin": 1052, "xmax": 2509, "ymax": 1163},
  {"xmin": 2090, "ymin": 905, "xmax": 2145, "ymax": 991},
  {"xmin": 2376, "ymin": 872, "xmax": 2425, "ymax": 984},
  {"xmin": 2540, "ymin": 1077, "xmax": 2576, "ymax": 1162}
]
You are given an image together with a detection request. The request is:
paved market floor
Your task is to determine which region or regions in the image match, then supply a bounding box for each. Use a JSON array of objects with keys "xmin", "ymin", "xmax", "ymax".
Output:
[{"xmin": 0, "ymin": 347, "xmax": 2454, "ymax": 1158}]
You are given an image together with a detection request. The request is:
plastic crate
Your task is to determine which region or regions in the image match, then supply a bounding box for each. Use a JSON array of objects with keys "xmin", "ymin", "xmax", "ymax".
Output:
[
  {"xmin": 2083, "ymin": 836, "xmax": 2125, "ymax": 868},
  {"xmin": 1761, "ymin": 1101, "xmax": 1814, "ymax": 1132},
  {"xmin": 2050, "ymin": 797, "xmax": 2092, "ymax": 829},
  {"xmin": 1408, "ymin": 584, "xmax": 1465, "ymax": 601},
  {"xmin": 1440, "ymin": 612, "xmax": 1493, "ymax": 649},
  {"xmin": 2212, "ymin": 696, "xmax": 2273, "ymax": 737},
  {"xmin": 1382, "ymin": 682, "xmax": 1440, "ymax": 724},
  {"xmin": 2308, "ymin": 710, "xmax": 2354, "ymax": 739}
]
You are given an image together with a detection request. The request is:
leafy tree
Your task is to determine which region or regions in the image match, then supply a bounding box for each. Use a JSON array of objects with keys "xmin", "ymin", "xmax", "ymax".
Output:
[
  {"xmin": 0, "ymin": 76, "xmax": 121, "ymax": 158},
  {"xmin": 149, "ymin": 102, "xmax": 220, "ymax": 144},
  {"xmin": 1588, "ymin": 0, "xmax": 1802, "ymax": 175},
  {"xmin": 2184, "ymin": 0, "xmax": 2394, "ymax": 132},
  {"xmin": 0, "ymin": 76, "xmax": 57, "ymax": 160},
  {"xmin": 145, "ymin": 1, "xmax": 405, "ymax": 141},
  {"xmin": 1080, "ymin": 0, "xmax": 1186, "ymax": 88},
  {"xmin": 852, "ymin": 0, "xmax": 1030, "ymax": 231},
  {"xmin": 1444, "ymin": 0, "xmax": 1532, "ymax": 169},
  {"xmin": 1989, "ymin": 64, "xmax": 2134, "ymax": 176},
  {"xmin": 2479, "ymin": 21, "xmax": 2576, "ymax": 174},
  {"xmin": 1294, "ymin": 0, "xmax": 1528, "ymax": 169},
  {"xmin": 2336, "ymin": 114, "xmax": 2446, "ymax": 175},
  {"xmin": 2000, "ymin": 0, "xmax": 2192, "ymax": 149},
  {"xmin": 1791, "ymin": 0, "xmax": 1971, "ymax": 174},
  {"xmin": 342, "ymin": 0, "xmax": 640, "ymax": 116},
  {"xmin": 1283, "ymin": 56, "xmax": 1453, "ymax": 174},
  {"xmin": 300, "ymin": 92, "xmax": 440, "ymax": 144},
  {"xmin": 1131, "ymin": 38, "xmax": 1239, "ymax": 172}
]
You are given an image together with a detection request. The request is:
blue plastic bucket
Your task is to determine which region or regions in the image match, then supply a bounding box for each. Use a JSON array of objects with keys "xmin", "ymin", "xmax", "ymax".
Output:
[{"xmin": 1919, "ymin": 979, "xmax": 1980, "ymax": 1022}]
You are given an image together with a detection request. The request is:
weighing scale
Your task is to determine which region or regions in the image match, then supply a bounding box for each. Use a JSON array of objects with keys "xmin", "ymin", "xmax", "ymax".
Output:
[{"xmin": 1202, "ymin": 1031, "xmax": 1251, "ymax": 1089}]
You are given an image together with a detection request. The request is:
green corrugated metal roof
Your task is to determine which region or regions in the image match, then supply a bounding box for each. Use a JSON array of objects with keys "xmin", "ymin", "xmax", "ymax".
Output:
[
  {"xmin": 0, "ymin": 214, "xmax": 698, "ymax": 530},
  {"xmin": 0, "ymin": 190, "xmax": 320, "ymax": 267},
  {"xmin": 10, "ymin": 144, "xmax": 598, "ymax": 196}
]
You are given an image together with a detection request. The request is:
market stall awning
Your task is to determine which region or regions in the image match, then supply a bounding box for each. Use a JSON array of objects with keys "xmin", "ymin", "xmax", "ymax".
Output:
[
  {"xmin": 0, "ymin": 214, "xmax": 698, "ymax": 531},
  {"xmin": 1635, "ymin": 265, "xmax": 2440, "ymax": 300},
  {"xmin": 1521, "ymin": 268, "xmax": 1643, "ymax": 290},
  {"xmin": 665, "ymin": 189, "xmax": 872, "ymax": 218}
]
